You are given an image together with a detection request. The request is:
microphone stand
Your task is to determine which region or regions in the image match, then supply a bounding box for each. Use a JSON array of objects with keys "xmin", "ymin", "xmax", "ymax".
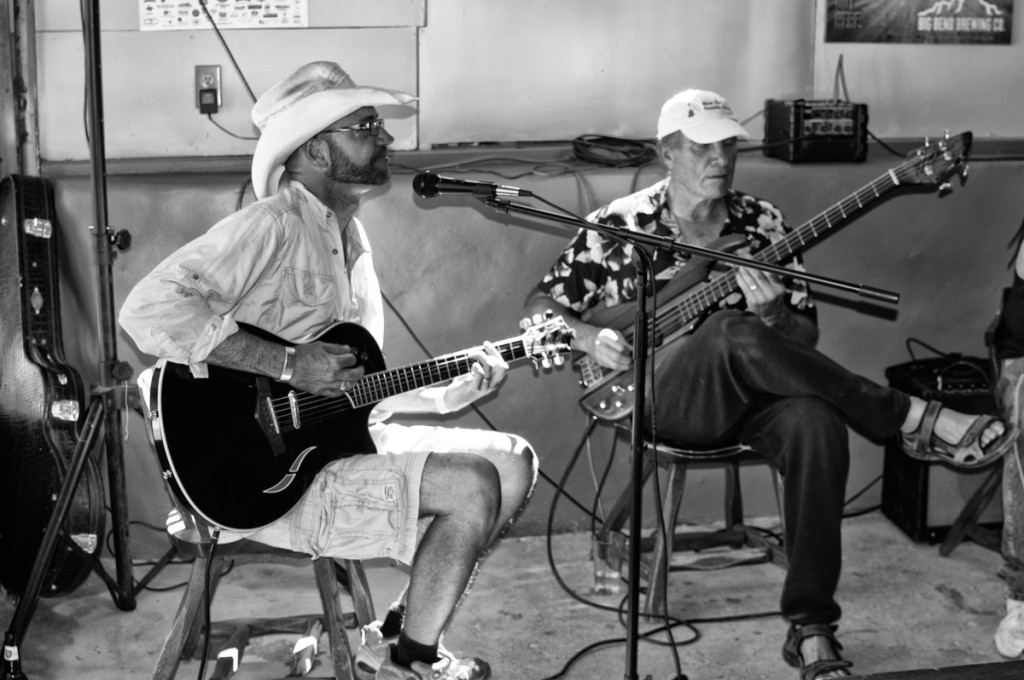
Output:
[{"xmin": 476, "ymin": 193, "xmax": 898, "ymax": 680}]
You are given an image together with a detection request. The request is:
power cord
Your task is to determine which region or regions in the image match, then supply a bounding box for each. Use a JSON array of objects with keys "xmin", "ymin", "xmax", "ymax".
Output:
[{"xmin": 572, "ymin": 134, "xmax": 657, "ymax": 168}]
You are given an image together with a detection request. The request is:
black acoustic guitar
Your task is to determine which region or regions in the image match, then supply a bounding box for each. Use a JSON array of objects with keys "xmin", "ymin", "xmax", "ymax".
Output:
[
  {"xmin": 574, "ymin": 132, "xmax": 974, "ymax": 422},
  {"xmin": 149, "ymin": 316, "xmax": 573, "ymax": 531},
  {"xmin": 0, "ymin": 175, "xmax": 106, "ymax": 596}
]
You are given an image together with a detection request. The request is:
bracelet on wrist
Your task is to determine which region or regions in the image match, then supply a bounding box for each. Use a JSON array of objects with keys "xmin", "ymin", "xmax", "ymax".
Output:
[{"xmin": 278, "ymin": 346, "xmax": 296, "ymax": 382}]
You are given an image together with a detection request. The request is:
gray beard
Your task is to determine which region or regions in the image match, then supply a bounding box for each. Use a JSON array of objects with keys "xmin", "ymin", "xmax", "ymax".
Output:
[{"xmin": 327, "ymin": 140, "xmax": 389, "ymax": 185}]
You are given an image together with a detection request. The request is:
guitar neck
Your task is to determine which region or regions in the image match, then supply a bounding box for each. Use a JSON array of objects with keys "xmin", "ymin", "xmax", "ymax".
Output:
[
  {"xmin": 626, "ymin": 169, "xmax": 905, "ymax": 343},
  {"xmin": 352, "ymin": 338, "xmax": 527, "ymax": 406}
]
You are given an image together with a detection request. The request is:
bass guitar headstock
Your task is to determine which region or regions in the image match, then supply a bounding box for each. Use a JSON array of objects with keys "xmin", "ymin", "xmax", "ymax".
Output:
[{"xmin": 901, "ymin": 130, "xmax": 972, "ymax": 194}]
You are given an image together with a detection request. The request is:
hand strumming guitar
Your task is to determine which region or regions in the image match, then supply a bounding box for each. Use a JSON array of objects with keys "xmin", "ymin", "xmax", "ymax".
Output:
[{"xmin": 289, "ymin": 340, "xmax": 365, "ymax": 397}]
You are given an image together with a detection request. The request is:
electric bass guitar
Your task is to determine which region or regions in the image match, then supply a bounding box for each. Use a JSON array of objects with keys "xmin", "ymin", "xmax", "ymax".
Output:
[
  {"xmin": 575, "ymin": 131, "xmax": 973, "ymax": 422},
  {"xmin": 149, "ymin": 316, "xmax": 573, "ymax": 531}
]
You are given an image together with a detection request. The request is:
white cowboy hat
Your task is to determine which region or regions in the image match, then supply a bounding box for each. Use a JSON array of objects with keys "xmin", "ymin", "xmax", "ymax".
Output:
[{"xmin": 250, "ymin": 61, "xmax": 416, "ymax": 199}]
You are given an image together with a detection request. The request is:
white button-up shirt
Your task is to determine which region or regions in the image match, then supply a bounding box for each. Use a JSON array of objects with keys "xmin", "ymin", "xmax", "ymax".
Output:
[{"xmin": 119, "ymin": 181, "xmax": 384, "ymax": 376}]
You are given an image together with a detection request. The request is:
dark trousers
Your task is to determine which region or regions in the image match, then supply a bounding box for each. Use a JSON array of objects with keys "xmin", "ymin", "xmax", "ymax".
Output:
[{"xmin": 646, "ymin": 310, "xmax": 911, "ymax": 625}]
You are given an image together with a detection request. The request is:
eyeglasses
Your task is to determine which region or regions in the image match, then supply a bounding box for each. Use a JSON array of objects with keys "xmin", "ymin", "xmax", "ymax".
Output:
[{"xmin": 318, "ymin": 118, "xmax": 385, "ymax": 138}]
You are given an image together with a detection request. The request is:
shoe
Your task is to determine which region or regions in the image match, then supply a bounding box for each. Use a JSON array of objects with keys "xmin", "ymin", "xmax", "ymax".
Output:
[
  {"xmin": 355, "ymin": 620, "xmax": 391, "ymax": 680},
  {"xmin": 358, "ymin": 629, "xmax": 491, "ymax": 680},
  {"xmin": 782, "ymin": 623, "xmax": 852, "ymax": 680},
  {"xmin": 995, "ymin": 598, "xmax": 1024, "ymax": 658},
  {"xmin": 373, "ymin": 644, "xmax": 491, "ymax": 680},
  {"xmin": 900, "ymin": 400, "xmax": 1016, "ymax": 469}
]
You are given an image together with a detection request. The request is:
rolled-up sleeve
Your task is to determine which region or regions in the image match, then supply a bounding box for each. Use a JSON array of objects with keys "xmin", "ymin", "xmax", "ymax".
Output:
[
  {"xmin": 118, "ymin": 262, "xmax": 240, "ymax": 366},
  {"xmin": 118, "ymin": 203, "xmax": 284, "ymax": 371}
]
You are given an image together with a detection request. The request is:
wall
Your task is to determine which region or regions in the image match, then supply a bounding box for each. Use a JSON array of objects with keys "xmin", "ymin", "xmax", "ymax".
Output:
[{"xmin": 31, "ymin": 0, "xmax": 1024, "ymax": 167}]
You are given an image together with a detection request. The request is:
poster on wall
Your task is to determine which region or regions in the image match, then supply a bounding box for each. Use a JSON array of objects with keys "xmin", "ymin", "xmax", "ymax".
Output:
[
  {"xmin": 139, "ymin": 0, "xmax": 309, "ymax": 31},
  {"xmin": 826, "ymin": 0, "xmax": 1013, "ymax": 44}
]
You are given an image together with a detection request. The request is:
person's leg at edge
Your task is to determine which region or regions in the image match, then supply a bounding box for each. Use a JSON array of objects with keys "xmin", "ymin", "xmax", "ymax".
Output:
[
  {"xmin": 995, "ymin": 357, "xmax": 1024, "ymax": 657},
  {"xmin": 739, "ymin": 396, "xmax": 850, "ymax": 678}
]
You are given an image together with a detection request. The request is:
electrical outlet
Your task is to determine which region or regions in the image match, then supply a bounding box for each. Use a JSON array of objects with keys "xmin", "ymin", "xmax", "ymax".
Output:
[{"xmin": 195, "ymin": 65, "xmax": 221, "ymax": 114}]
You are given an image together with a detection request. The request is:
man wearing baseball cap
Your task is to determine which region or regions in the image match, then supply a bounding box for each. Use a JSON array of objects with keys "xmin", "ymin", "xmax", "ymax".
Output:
[
  {"xmin": 121, "ymin": 61, "xmax": 538, "ymax": 680},
  {"xmin": 526, "ymin": 88, "xmax": 1012, "ymax": 680}
]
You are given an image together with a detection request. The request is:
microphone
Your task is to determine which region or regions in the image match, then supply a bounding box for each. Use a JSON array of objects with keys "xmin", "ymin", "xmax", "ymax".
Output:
[{"xmin": 412, "ymin": 171, "xmax": 532, "ymax": 199}]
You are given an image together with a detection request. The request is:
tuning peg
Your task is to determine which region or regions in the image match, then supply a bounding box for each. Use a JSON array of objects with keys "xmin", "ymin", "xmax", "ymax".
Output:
[
  {"xmin": 938, "ymin": 181, "xmax": 952, "ymax": 195},
  {"xmin": 553, "ymin": 355, "xmax": 565, "ymax": 367},
  {"xmin": 519, "ymin": 317, "xmax": 530, "ymax": 331},
  {"xmin": 541, "ymin": 356, "xmax": 552, "ymax": 369}
]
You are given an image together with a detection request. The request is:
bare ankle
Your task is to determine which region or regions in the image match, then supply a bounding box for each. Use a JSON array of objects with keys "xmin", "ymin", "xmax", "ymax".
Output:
[{"xmin": 901, "ymin": 396, "xmax": 927, "ymax": 434}]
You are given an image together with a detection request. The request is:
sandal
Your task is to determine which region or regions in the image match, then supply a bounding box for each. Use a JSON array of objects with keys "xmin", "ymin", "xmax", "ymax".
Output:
[
  {"xmin": 782, "ymin": 623, "xmax": 852, "ymax": 680},
  {"xmin": 900, "ymin": 400, "xmax": 1017, "ymax": 469}
]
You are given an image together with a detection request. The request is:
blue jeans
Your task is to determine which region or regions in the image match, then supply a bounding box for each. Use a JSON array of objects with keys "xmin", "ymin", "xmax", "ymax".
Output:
[{"xmin": 647, "ymin": 310, "xmax": 912, "ymax": 625}]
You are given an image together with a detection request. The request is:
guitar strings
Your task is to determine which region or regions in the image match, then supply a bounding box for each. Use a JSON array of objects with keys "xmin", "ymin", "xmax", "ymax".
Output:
[
  {"xmin": 264, "ymin": 340, "xmax": 539, "ymax": 432},
  {"xmin": 611, "ymin": 160, "xmax": 924, "ymax": 349}
]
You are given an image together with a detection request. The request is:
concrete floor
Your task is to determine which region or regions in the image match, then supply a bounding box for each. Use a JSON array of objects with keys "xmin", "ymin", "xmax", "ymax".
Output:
[{"xmin": 3, "ymin": 513, "xmax": 1024, "ymax": 680}]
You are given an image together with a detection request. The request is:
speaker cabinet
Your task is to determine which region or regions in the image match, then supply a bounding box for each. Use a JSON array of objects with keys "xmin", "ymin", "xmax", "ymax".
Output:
[
  {"xmin": 763, "ymin": 99, "xmax": 869, "ymax": 163},
  {"xmin": 880, "ymin": 357, "xmax": 1002, "ymax": 544}
]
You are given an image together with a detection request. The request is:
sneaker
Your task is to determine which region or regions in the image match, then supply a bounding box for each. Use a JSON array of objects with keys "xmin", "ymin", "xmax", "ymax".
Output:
[
  {"xmin": 355, "ymin": 620, "xmax": 395, "ymax": 680},
  {"xmin": 362, "ymin": 636, "xmax": 491, "ymax": 680},
  {"xmin": 374, "ymin": 651, "xmax": 434, "ymax": 680},
  {"xmin": 995, "ymin": 598, "xmax": 1024, "ymax": 658}
]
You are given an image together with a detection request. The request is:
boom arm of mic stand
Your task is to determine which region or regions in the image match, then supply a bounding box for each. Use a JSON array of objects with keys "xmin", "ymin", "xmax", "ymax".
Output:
[{"xmin": 481, "ymin": 197, "xmax": 900, "ymax": 304}]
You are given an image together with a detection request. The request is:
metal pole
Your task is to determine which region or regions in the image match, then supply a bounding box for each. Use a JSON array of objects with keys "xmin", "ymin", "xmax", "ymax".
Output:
[{"xmin": 83, "ymin": 0, "xmax": 135, "ymax": 612}]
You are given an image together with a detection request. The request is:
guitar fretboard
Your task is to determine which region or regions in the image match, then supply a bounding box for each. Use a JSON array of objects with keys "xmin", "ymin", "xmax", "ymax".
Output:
[
  {"xmin": 269, "ymin": 337, "xmax": 530, "ymax": 430},
  {"xmin": 348, "ymin": 339, "xmax": 528, "ymax": 406}
]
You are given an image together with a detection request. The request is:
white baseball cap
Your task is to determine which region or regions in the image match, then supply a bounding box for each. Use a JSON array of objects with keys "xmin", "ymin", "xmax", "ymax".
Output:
[{"xmin": 656, "ymin": 89, "xmax": 749, "ymax": 143}]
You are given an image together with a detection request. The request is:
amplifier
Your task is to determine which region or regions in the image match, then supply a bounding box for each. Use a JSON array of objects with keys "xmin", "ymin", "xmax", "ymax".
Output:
[
  {"xmin": 884, "ymin": 355, "xmax": 993, "ymax": 400},
  {"xmin": 763, "ymin": 98, "xmax": 869, "ymax": 163},
  {"xmin": 880, "ymin": 355, "xmax": 1001, "ymax": 544}
]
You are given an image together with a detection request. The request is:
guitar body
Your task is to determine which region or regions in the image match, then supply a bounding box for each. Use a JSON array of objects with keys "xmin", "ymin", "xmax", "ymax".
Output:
[
  {"xmin": 151, "ymin": 315, "xmax": 573, "ymax": 531},
  {"xmin": 577, "ymin": 328, "xmax": 694, "ymax": 422},
  {"xmin": 0, "ymin": 175, "xmax": 105, "ymax": 596},
  {"xmin": 576, "ymin": 235, "xmax": 743, "ymax": 421},
  {"xmin": 152, "ymin": 322, "xmax": 382, "ymax": 532}
]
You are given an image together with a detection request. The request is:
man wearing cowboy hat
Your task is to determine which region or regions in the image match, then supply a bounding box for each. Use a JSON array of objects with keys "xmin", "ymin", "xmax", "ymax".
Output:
[
  {"xmin": 120, "ymin": 61, "xmax": 535, "ymax": 680},
  {"xmin": 525, "ymin": 88, "xmax": 1013, "ymax": 680}
]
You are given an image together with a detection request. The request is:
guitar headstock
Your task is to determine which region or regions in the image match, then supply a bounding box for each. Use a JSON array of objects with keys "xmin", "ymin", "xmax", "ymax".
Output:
[
  {"xmin": 519, "ymin": 313, "xmax": 575, "ymax": 371},
  {"xmin": 901, "ymin": 131, "xmax": 972, "ymax": 192}
]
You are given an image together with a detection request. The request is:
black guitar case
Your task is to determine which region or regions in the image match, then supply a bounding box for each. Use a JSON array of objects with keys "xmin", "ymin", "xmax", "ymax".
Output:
[{"xmin": 0, "ymin": 175, "xmax": 105, "ymax": 596}]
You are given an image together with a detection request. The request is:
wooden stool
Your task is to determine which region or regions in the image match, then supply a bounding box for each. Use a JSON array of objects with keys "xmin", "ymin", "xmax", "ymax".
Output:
[
  {"xmin": 596, "ymin": 436, "xmax": 787, "ymax": 617},
  {"xmin": 153, "ymin": 521, "xmax": 376, "ymax": 680}
]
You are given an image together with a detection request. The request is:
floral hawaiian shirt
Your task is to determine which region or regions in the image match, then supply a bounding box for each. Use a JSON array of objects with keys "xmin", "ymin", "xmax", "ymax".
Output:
[{"xmin": 536, "ymin": 178, "xmax": 815, "ymax": 326}]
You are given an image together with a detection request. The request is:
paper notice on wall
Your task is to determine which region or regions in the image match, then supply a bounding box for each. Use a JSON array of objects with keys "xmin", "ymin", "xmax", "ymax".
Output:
[{"xmin": 139, "ymin": 0, "xmax": 309, "ymax": 31}]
